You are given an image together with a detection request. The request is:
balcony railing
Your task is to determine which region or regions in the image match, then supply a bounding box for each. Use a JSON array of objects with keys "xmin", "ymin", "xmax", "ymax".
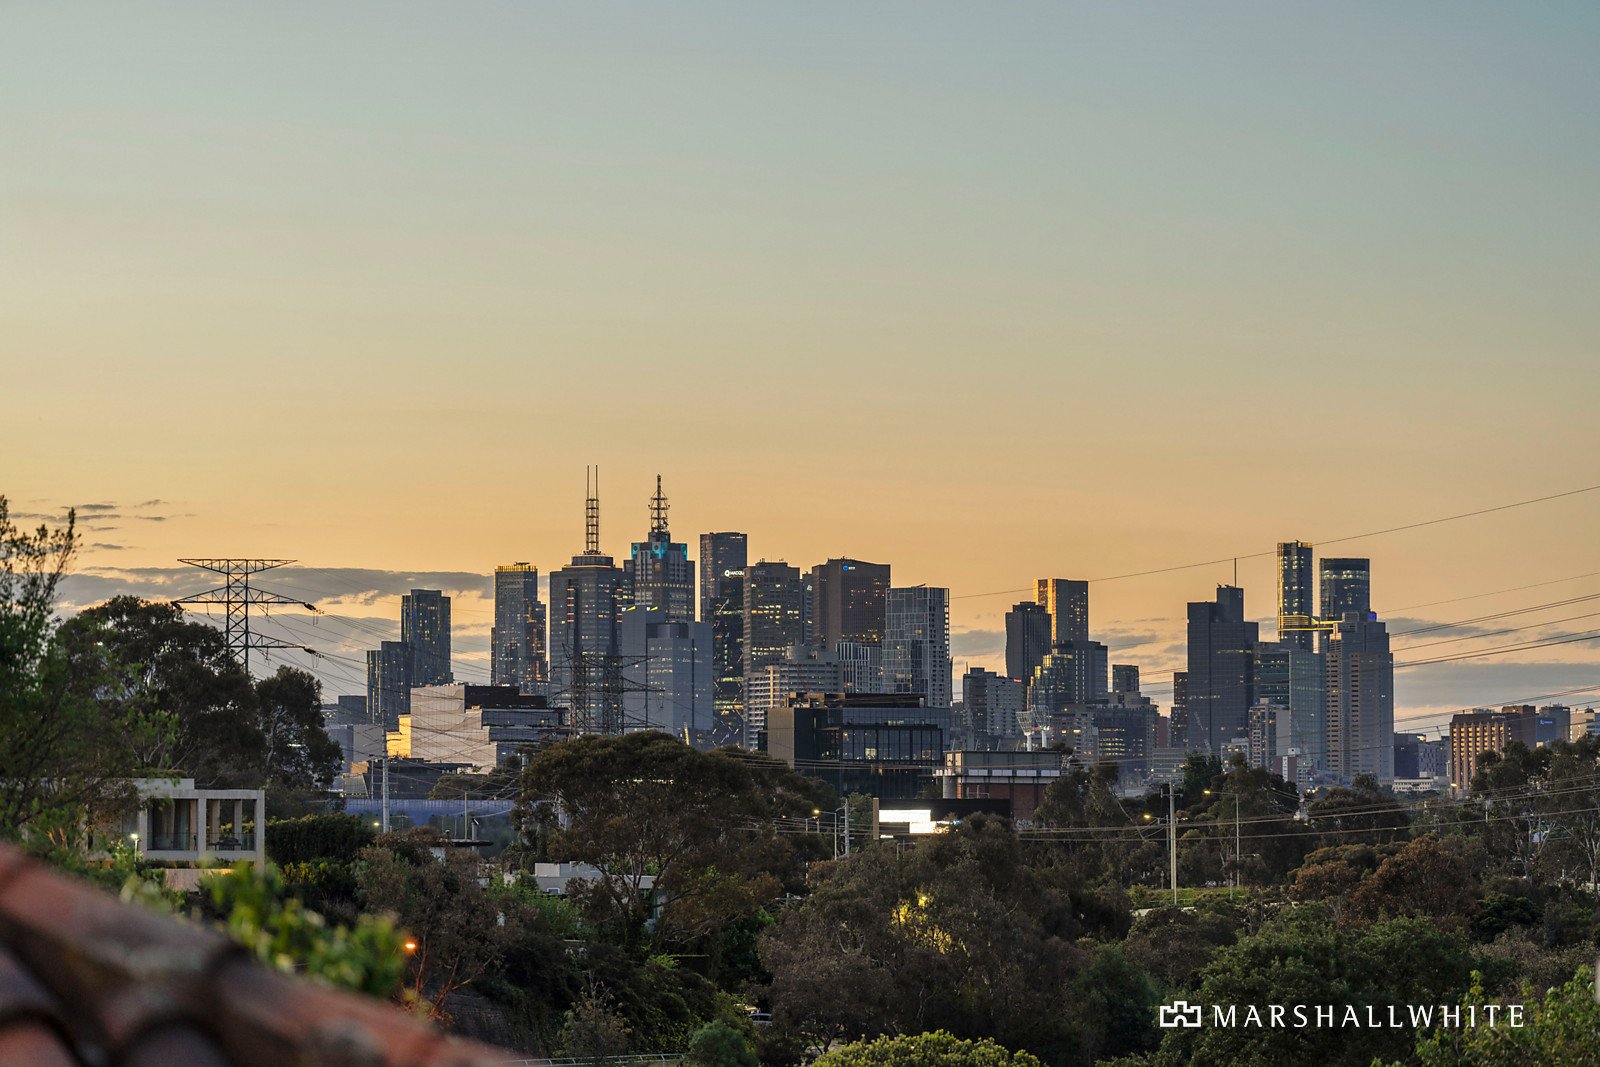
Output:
[
  {"xmin": 206, "ymin": 832, "xmax": 257, "ymax": 852},
  {"xmin": 147, "ymin": 833, "xmax": 198, "ymax": 852}
]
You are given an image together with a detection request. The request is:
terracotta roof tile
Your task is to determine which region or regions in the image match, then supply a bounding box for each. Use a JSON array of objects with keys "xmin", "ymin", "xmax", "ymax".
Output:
[
  {"xmin": 0, "ymin": 1020, "xmax": 79, "ymax": 1067},
  {"xmin": 0, "ymin": 843, "xmax": 517, "ymax": 1067}
]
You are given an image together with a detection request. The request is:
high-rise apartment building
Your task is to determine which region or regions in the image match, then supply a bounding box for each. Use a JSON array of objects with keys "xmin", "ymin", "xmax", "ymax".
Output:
[
  {"xmin": 1324, "ymin": 613, "xmax": 1394, "ymax": 784},
  {"xmin": 400, "ymin": 589, "xmax": 452, "ymax": 687},
  {"xmin": 1254, "ymin": 640, "xmax": 1326, "ymax": 772},
  {"xmin": 491, "ymin": 563, "xmax": 547, "ymax": 694},
  {"xmin": 623, "ymin": 477, "xmax": 695, "ymax": 624},
  {"xmin": 365, "ymin": 640, "xmax": 410, "ymax": 730},
  {"xmin": 1112, "ymin": 663, "xmax": 1141, "ymax": 696},
  {"xmin": 549, "ymin": 472, "xmax": 627, "ymax": 733},
  {"xmin": 810, "ymin": 558, "xmax": 890, "ymax": 649},
  {"xmin": 1320, "ymin": 558, "xmax": 1372, "ymax": 622},
  {"xmin": 699, "ymin": 532, "xmax": 747, "ymax": 622},
  {"xmin": 963, "ymin": 667, "xmax": 1026, "ymax": 739},
  {"xmin": 1448, "ymin": 709, "xmax": 1523, "ymax": 793},
  {"xmin": 884, "ymin": 586, "xmax": 953, "ymax": 709},
  {"xmin": 1005, "ymin": 601, "xmax": 1052, "ymax": 682},
  {"xmin": 1027, "ymin": 640, "xmax": 1109, "ymax": 716},
  {"xmin": 744, "ymin": 644, "xmax": 844, "ymax": 748},
  {"xmin": 708, "ymin": 568, "xmax": 746, "ymax": 733},
  {"xmin": 1035, "ymin": 578, "xmax": 1089, "ymax": 646},
  {"xmin": 1276, "ymin": 541, "xmax": 1315, "ymax": 652},
  {"xmin": 619, "ymin": 605, "xmax": 713, "ymax": 735},
  {"xmin": 834, "ymin": 640, "xmax": 885, "ymax": 694},
  {"xmin": 743, "ymin": 562, "xmax": 807, "ymax": 736},
  {"xmin": 1185, "ymin": 586, "xmax": 1258, "ymax": 757}
]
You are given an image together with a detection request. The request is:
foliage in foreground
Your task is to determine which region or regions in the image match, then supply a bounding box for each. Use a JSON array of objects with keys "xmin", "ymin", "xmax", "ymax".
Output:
[{"xmin": 202, "ymin": 862, "xmax": 410, "ymax": 1000}]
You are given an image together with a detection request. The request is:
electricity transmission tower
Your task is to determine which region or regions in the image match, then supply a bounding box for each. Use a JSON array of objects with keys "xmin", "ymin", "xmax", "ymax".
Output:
[{"xmin": 173, "ymin": 558, "xmax": 316, "ymax": 673}]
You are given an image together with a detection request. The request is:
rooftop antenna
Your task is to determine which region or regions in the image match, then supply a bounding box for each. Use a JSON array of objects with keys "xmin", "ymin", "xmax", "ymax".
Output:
[
  {"xmin": 585, "ymin": 465, "xmax": 601, "ymax": 555},
  {"xmin": 649, "ymin": 474, "xmax": 669, "ymax": 536}
]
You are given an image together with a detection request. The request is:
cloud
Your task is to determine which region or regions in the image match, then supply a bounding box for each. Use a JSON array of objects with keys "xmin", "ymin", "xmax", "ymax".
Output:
[
  {"xmin": 951, "ymin": 628, "xmax": 1003, "ymax": 656},
  {"xmin": 86, "ymin": 543, "xmax": 129, "ymax": 551},
  {"xmin": 57, "ymin": 563, "xmax": 496, "ymax": 614}
]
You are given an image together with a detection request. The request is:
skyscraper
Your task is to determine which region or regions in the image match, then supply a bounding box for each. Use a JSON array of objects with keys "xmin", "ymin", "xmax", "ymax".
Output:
[
  {"xmin": 619, "ymin": 605, "xmax": 713, "ymax": 735},
  {"xmin": 710, "ymin": 568, "xmax": 746, "ymax": 738},
  {"xmin": 834, "ymin": 640, "xmax": 885, "ymax": 694},
  {"xmin": 624, "ymin": 476, "xmax": 695, "ymax": 624},
  {"xmin": 743, "ymin": 562, "xmax": 807, "ymax": 740},
  {"xmin": 963, "ymin": 667, "xmax": 1026, "ymax": 740},
  {"xmin": 1320, "ymin": 558, "xmax": 1372, "ymax": 621},
  {"xmin": 1027, "ymin": 640, "xmax": 1109, "ymax": 715},
  {"xmin": 1005, "ymin": 601, "xmax": 1052, "ymax": 682},
  {"xmin": 884, "ymin": 585, "xmax": 953, "ymax": 709},
  {"xmin": 491, "ymin": 563, "xmax": 547, "ymax": 694},
  {"xmin": 1035, "ymin": 578, "xmax": 1089, "ymax": 646},
  {"xmin": 365, "ymin": 639, "xmax": 410, "ymax": 730},
  {"xmin": 1112, "ymin": 663, "xmax": 1141, "ymax": 696},
  {"xmin": 1254, "ymin": 640, "xmax": 1326, "ymax": 772},
  {"xmin": 810, "ymin": 558, "xmax": 891, "ymax": 649},
  {"xmin": 1276, "ymin": 541, "xmax": 1315, "ymax": 652},
  {"xmin": 549, "ymin": 469, "xmax": 627, "ymax": 733},
  {"xmin": 1324, "ymin": 612, "xmax": 1394, "ymax": 784},
  {"xmin": 1185, "ymin": 585, "xmax": 1259, "ymax": 757},
  {"xmin": 699, "ymin": 532, "xmax": 747, "ymax": 622},
  {"xmin": 400, "ymin": 589, "xmax": 452, "ymax": 687}
]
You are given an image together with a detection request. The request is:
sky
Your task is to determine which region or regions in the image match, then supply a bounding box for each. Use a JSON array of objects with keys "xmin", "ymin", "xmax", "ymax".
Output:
[{"xmin": 4, "ymin": 4, "xmax": 1597, "ymax": 733}]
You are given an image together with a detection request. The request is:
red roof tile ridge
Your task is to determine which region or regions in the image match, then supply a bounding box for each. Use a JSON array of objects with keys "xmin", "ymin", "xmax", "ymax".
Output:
[{"xmin": 0, "ymin": 842, "xmax": 518, "ymax": 1067}]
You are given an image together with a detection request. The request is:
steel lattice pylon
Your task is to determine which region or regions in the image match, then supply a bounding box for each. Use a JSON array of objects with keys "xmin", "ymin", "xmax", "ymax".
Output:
[{"xmin": 173, "ymin": 559, "xmax": 315, "ymax": 673}]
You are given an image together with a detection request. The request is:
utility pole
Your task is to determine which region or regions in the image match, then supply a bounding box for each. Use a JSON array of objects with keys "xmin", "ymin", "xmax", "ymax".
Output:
[
  {"xmin": 1234, "ymin": 797, "xmax": 1241, "ymax": 900},
  {"xmin": 1169, "ymin": 784, "xmax": 1178, "ymax": 905},
  {"xmin": 381, "ymin": 754, "xmax": 391, "ymax": 833},
  {"xmin": 174, "ymin": 559, "xmax": 315, "ymax": 673}
]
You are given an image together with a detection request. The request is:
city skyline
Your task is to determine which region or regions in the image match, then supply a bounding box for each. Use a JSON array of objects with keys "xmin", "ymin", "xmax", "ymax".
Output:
[{"xmin": 27, "ymin": 475, "xmax": 1600, "ymax": 741}]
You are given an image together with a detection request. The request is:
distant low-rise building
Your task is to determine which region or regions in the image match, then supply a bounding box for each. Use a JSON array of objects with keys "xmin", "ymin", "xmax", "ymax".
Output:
[
  {"xmin": 936, "ymin": 749, "xmax": 1066, "ymax": 822},
  {"xmin": 408, "ymin": 684, "xmax": 564, "ymax": 770},
  {"xmin": 765, "ymin": 692, "xmax": 943, "ymax": 800}
]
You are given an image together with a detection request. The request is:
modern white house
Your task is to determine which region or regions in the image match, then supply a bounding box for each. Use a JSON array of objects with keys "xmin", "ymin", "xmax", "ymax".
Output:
[{"xmin": 114, "ymin": 778, "xmax": 267, "ymax": 867}]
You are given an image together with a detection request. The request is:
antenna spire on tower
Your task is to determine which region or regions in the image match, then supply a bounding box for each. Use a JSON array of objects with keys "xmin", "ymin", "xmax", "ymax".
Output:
[
  {"xmin": 650, "ymin": 474, "xmax": 669, "ymax": 536},
  {"xmin": 585, "ymin": 465, "xmax": 601, "ymax": 554}
]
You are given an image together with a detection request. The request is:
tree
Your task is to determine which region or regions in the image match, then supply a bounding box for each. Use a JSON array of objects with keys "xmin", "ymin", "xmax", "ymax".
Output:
[
  {"xmin": 1345, "ymin": 835, "xmax": 1478, "ymax": 927},
  {"xmin": 760, "ymin": 814, "xmax": 1131, "ymax": 1063},
  {"xmin": 1472, "ymin": 742, "xmax": 1552, "ymax": 880},
  {"xmin": 684, "ymin": 1019, "xmax": 758, "ymax": 1067},
  {"xmin": 520, "ymin": 732, "xmax": 828, "ymax": 945},
  {"xmin": 813, "ymin": 1031, "xmax": 1043, "ymax": 1066},
  {"xmin": 72, "ymin": 598, "xmax": 341, "ymax": 799},
  {"xmin": 557, "ymin": 979, "xmax": 632, "ymax": 1065},
  {"xmin": 254, "ymin": 664, "xmax": 343, "ymax": 793},
  {"xmin": 1534, "ymin": 738, "xmax": 1600, "ymax": 892},
  {"xmin": 0, "ymin": 502, "xmax": 164, "ymax": 842},
  {"xmin": 74, "ymin": 596, "xmax": 263, "ymax": 785},
  {"xmin": 1122, "ymin": 902, "xmax": 1242, "ymax": 990},
  {"xmin": 1149, "ymin": 904, "xmax": 1475, "ymax": 1067},
  {"xmin": 1402, "ymin": 968, "xmax": 1600, "ymax": 1067},
  {"xmin": 1306, "ymin": 778, "xmax": 1412, "ymax": 847},
  {"xmin": 355, "ymin": 828, "xmax": 525, "ymax": 1021}
]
